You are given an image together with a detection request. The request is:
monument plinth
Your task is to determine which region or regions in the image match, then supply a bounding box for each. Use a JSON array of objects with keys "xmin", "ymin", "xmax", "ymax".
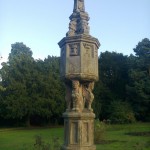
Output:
[{"xmin": 58, "ymin": 0, "xmax": 100, "ymax": 149}]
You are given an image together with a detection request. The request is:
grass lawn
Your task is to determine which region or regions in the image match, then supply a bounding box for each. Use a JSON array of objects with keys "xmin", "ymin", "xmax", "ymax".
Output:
[
  {"xmin": 96, "ymin": 123, "xmax": 150, "ymax": 150},
  {"xmin": 0, "ymin": 123, "xmax": 149, "ymax": 150}
]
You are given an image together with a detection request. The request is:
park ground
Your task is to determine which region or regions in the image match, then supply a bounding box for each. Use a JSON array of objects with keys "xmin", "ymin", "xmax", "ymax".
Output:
[{"xmin": 0, "ymin": 122, "xmax": 150, "ymax": 150}]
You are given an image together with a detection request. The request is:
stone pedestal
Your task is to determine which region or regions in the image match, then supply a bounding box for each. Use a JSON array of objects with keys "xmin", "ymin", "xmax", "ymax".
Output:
[{"xmin": 62, "ymin": 112, "xmax": 96, "ymax": 150}]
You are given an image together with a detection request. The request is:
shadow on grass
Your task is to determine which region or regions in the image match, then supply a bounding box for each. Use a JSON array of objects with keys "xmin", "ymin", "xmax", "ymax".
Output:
[
  {"xmin": 95, "ymin": 140, "xmax": 127, "ymax": 144},
  {"xmin": 125, "ymin": 131, "xmax": 150, "ymax": 137}
]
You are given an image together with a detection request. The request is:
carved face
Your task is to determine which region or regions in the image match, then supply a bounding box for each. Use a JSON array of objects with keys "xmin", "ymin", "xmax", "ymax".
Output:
[{"xmin": 72, "ymin": 80, "xmax": 79, "ymax": 90}]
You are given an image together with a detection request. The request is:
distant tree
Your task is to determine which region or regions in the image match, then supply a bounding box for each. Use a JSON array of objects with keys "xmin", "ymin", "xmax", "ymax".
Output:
[
  {"xmin": 126, "ymin": 38, "xmax": 150, "ymax": 121},
  {"xmin": 0, "ymin": 43, "xmax": 65, "ymax": 126},
  {"xmin": 99, "ymin": 51, "xmax": 129, "ymax": 99},
  {"xmin": 33, "ymin": 56, "xmax": 65, "ymax": 124},
  {"xmin": 94, "ymin": 51, "xmax": 130, "ymax": 120},
  {"xmin": 0, "ymin": 43, "xmax": 35, "ymax": 126}
]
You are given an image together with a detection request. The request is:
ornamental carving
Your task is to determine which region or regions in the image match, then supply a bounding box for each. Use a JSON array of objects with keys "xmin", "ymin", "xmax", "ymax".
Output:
[
  {"xmin": 66, "ymin": 20, "xmax": 77, "ymax": 36},
  {"xmin": 65, "ymin": 80, "xmax": 95, "ymax": 112},
  {"xmin": 69, "ymin": 43, "xmax": 80, "ymax": 56},
  {"xmin": 77, "ymin": 19, "xmax": 90, "ymax": 35}
]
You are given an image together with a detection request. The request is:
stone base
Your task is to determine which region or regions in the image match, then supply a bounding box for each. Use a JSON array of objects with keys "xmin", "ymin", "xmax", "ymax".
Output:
[
  {"xmin": 61, "ymin": 145, "xmax": 96, "ymax": 150},
  {"xmin": 62, "ymin": 111, "xmax": 96, "ymax": 150}
]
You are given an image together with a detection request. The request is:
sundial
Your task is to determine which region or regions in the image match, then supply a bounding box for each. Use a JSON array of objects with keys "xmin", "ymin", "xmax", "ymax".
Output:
[{"xmin": 58, "ymin": 0, "xmax": 100, "ymax": 149}]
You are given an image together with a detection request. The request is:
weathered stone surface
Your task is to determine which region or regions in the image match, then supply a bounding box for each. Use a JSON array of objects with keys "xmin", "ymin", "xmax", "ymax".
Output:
[
  {"xmin": 66, "ymin": 0, "xmax": 90, "ymax": 36},
  {"xmin": 58, "ymin": 0, "xmax": 100, "ymax": 150},
  {"xmin": 64, "ymin": 80, "xmax": 95, "ymax": 113},
  {"xmin": 58, "ymin": 35, "xmax": 100, "ymax": 82},
  {"xmin": 61, "ymin": 112, "xmax": 96, "ymax": 150}
]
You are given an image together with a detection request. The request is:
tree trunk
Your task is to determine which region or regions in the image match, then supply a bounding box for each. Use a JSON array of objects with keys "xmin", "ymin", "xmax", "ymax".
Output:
[{"xmin": 26, "ymin": 115, "xmax": 31, "ymax": 127}]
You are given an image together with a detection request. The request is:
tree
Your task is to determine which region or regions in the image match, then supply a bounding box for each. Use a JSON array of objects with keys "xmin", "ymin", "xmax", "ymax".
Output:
[
  {"xmin": 126, "ymin": 38, "xmax": 150, "ymax": 121},
  {"xmin": 32, "ymin": 56, "xmax": 65, "ymax": 124},
  {"xmin": 0, "ymin": 43, "xmax": 35, "ymax": 126},
  {"xmin": 99, "ymin": 51, "xmax": 129, "ymax": 99},
  {"xmin": 94, "ymin": 51, "xmax": 130, "ymax": 120},
  {"xmin": 0, "ymin": 44, "xmax": 65, "ymax": 126}
]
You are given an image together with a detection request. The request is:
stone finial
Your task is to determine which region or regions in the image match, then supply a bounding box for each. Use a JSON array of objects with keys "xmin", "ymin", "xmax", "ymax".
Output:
[
  {"xmin": 73, "ymin": 0, "xmax": 85, "ymax": 12},
  {"xmin": 66, "ymin": 0, "xmax": 90, "ymax": 36}
]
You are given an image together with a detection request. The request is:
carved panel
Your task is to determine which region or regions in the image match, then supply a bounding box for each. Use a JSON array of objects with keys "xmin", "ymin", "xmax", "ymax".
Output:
[
  {"xmin": 71, "ymin": 122, "xmax": 78, "ymax": 144},
  {"xmin": 69, "ymin": 43, "xmax": 80, "ymax": 56},
  {"xmin": 82, "ymin": 122, "xmax": 89, "ymax": 144},
  {"xmin": 90, "ymin": 120, "xmax": 94, "ymax": 144},
  {"xmin": 64, "ymin": 120, "xmax": 69, "ymax": 144},
  {"xmin": 82, "ymin": 43, "xmax": 95, "ymax": 74},
  {"xmin": 68, "ymin": 56, "xmax": 80, "ymax": 74}
]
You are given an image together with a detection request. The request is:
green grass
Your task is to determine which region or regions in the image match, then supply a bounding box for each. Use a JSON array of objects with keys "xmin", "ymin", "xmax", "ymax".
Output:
[
  {"xmin": 0, "ymin": 127, "xmax": 64, "ymax": 150},
  {"xmin": 96, "ymin": 123, "xmax": 150, "ymax": 150},
  {"xmin": 0, "ymin": 123, "xmax": 150, "ymax": 150}
]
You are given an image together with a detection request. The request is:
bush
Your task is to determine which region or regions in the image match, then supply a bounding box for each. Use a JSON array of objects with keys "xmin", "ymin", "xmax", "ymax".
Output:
[
  {"xmin": 33, "ymin": 135, "xmax": 61, "ymax": 150},
  {"xmin": 108, "ymin": 101, "xmax": 136, "ymax": 124},
  {"xmin": 94, "ymin": 120, "xmax": 106, "ymax": 144}
]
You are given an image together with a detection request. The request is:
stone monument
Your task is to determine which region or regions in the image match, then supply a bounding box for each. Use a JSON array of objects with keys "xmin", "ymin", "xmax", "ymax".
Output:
[{"xmin": 58, "ymin": 0, "xmax": 100, "ymax": 149}]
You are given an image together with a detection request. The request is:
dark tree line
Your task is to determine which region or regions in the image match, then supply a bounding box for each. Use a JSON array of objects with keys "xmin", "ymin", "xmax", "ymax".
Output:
[{"xmin": 0, "ymin": 38, "xmax": 150, "ymax": 126}]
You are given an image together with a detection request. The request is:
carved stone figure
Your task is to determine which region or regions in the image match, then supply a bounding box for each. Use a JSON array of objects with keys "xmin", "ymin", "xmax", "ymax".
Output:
[
  {"xmin": 77, "ymin": 19, "xmax": 90, "ymax": 34},
  {"xmin": 72, "ymin": 80, "xmax": 84, "ymax": 112},
  {"xmin": 86, "ymin": 82, "xmax": 94, "ymax": 111},
  {"xmin": 83, "ymin": 82, "xmax": 95, "ymax": 111},
  {"xmin": 66, "ymin": 20, "xmax": 77, "ymax": 36}
]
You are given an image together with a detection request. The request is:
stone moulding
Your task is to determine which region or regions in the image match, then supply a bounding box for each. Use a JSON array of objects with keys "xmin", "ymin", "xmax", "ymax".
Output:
[
  {"xmin": 58, "ymin": 35, "xmax": 100, "ymax": 49},
  {"xmin": 64, "ymin": 73, "xmax": 99, "ymax": 82},
  {"xmin": 62, "ymin": 112, "xmax": 96, "ymax": 150}
]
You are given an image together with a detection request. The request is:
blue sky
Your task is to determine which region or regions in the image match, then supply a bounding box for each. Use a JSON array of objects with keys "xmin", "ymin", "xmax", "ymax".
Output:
[{"xmin": 0, "ymin": 0, "xmax": 150, "ymax": 63}]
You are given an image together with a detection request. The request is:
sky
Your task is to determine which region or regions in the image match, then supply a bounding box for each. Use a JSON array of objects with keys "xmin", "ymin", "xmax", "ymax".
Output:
[{"xmin": 0, "ymin": 0, "xmax": 150, "ymax": 64}]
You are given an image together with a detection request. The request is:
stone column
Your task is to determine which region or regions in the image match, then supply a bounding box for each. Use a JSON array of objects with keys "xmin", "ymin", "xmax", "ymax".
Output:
[{"xmin": 58, "ymin": 1, "xmax": 100, "ymax": 150}]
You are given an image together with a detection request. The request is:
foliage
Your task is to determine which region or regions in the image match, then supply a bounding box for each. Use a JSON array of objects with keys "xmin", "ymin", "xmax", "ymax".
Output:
[
  {"xmin": 0, "ymin": 42, "xmax": 65, "ymax": 126},
  {"xmin": 34, "ymin": 135, "xmax": 61, "ymax": 150},
  {"xmin": 107, "ymin": 101, "xmax": 136, "ymax": 124},
  {"xmin": 94, "ymin": 51, "xmax": 129, "ymax": 121},
  {"xmin": 126, "ymin": 38, "xmax": 150, "ymax": 121},
  {"xmin": 99, "ymin": 51, "xmax": 129, "ymax": 99},
  {"xmin": 0, "ymin": 38, "xmax": 150, "ymax": 126},
  {"xmin": 0, "ymin": 42, "xmax": 35, "ymax": 125},
  {"xmin": 94, "ymin": 120, "xmax": 106, "ymax": 144}
]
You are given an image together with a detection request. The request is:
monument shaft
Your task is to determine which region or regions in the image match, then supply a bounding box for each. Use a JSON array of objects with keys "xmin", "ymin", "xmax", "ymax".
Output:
[{"xmin": 58, "ymin": 0, "xmax": 100, "ymax": 149}]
